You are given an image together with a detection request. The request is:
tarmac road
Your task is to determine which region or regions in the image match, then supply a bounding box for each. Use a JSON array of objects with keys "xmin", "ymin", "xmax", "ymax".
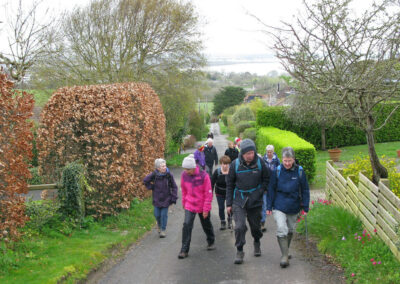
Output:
[{"xmin": 92, "ymin": 123, "xmax": 345, "ymax": 284}]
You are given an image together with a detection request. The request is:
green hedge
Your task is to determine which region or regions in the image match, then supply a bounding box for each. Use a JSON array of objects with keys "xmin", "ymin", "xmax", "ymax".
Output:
[
  {"xmin": 256, "ymin": 127, "xmax": 316, "ymax": 181},
  {"xmin": 256, "ymin": 104, "xmax": 400, "ymax": 150}
]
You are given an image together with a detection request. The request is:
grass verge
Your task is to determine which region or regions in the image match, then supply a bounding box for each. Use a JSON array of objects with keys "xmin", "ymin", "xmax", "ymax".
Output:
[
  {"xmin": 166, "ymin": 153, "xmax": 189, "ymax": 167},
  {"xmin": 0, "ymin": 199, "xmax": 154, "ymax": 284},
  {"xmin": 297, "ymin": 201, "xmax": 400, "ymax": 283},
  {"xmin": 312, "ymin": 141, "xmax": 400, "ymax": 189}
]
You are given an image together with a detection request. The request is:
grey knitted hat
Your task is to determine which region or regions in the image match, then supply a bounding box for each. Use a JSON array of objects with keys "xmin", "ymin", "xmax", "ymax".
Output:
[
  {"xmin": 182, "ymin": 154, "xmax": 196, "ymax": 169},
  {"xmin": 240, "ymin": 139, "xmax": 256, "ymax": 155}
]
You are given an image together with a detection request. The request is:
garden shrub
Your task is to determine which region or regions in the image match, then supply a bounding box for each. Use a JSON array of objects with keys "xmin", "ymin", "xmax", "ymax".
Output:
[
  {"xmin": 256, "ymin": 127, "xmax": 316, "ymax": 181},
  {"xmin": 37, "ymin": 83, "xmax": 165, "ymax": 218},
  {"xmin": 58, "ymin": 162, "xmax": 90, "ymax": 220},
  {"xmin": 257, "ymin": 104, "xmax": 400, "ymax": 150},
  {"xmin": 236, "ymin": 121, "xmax": 252, "ymax": 136},
  {"xmin": 25, "ymin": 200, "xmax": 60, "ymax": 232},
  {"xmin": 0, "ymin": 71, "xmax": 34, "ymax": 240},
  {"xmin": 232, "ymin": 105, "xmax": 255, "ymax": 125},
  {"xmin": 243, "ymin": 127, "xmax": 257, "ymax": 141},
  {"xmin": 342, "ymin": 154, "xmax": 400, "ymax": 198}
]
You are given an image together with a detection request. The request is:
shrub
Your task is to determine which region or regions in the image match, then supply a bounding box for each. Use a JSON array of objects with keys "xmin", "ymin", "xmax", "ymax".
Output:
[
  {"xmin": 243, "ymin": 127, "xmax": 257, "ymax": 141},
  {"xmin": 248, "ymin": 97, "xmax": 267, "ymax": 117},
  {"xmin": 28, "ymin": 167, "xmax": 43, "ymax": 185},
  {"xmin": 25, "ymin": 200, "xmax": 60, "ymax": 232},
  {"xmin": 58, "ymin": 162, "xmax": 90, "ymax": 220},
  {"xmin": 38, "ymin": 83, "xmax": 165, "ymax": 218},
  {"xmin": 257, "ymin": 104, "xmax": 400, "ymax": 150},
  {"xmin": 0, "ymin": 71, "xmax": 34, "ymax": 240},
  {"xmin": 256, "ymin": 127, "xmax": 316, "ymax": 181},
  {"xmin": 342, "ymin": 154, "xmax": 400, "ymax": 198},
  {"xmin": 232, "ymin": 105, "xmax": 255, "ymax": 125},
  {"xmin": 188, "ymin": 110, "xmax": 207, "ymax": 140},
  {"xmin": 236, "ymin": 121, "xmax": 252, "ymax": 136}
]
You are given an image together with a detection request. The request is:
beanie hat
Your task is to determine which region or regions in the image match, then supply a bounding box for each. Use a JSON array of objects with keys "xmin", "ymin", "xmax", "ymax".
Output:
[
  {"xmin": 182, "ymin": 154, "xmax": 196, "ymax": 169},
  {"xmin": 240, "ymin": 139, "xmax": 256, "ymax": 155}
]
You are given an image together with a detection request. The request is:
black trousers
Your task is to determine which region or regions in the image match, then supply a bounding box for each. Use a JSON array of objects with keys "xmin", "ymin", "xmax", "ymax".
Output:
[
  {"xmin": 232, "ymin": 204, "xmax": 263, "ymax": 248},
  {"xmin": 181, "ymin": 210, "xmax": 215, "ymax": 253}
]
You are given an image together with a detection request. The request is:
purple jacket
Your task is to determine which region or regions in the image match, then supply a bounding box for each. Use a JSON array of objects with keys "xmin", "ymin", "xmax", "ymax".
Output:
[
  {"xmin": 194, "ymin": 149, "xmax": 206, "ymax": 168},
  {"xmin": 143, "ymin": 168, "xmax": 178, "ymax": 208}
]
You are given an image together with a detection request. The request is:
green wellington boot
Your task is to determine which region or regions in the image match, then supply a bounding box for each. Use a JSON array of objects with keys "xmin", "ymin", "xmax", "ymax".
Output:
[{"xmin": 277, "ymin": 236, "xmax": 289, "ymax": 268}]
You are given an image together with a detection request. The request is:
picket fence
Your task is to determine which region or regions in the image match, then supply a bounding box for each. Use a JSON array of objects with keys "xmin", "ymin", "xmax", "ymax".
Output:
[{"xmin": 325, "ymin": 160, "xmax": 400, "ymax": 261}]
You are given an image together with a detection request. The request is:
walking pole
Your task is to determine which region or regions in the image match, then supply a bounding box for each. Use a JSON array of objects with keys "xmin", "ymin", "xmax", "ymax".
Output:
[{"xmin": 304, "ymin": 214, "xmax": 309, "ymax": 249}]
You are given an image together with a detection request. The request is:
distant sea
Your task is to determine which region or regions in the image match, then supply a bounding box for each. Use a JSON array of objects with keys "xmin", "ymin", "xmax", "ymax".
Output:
[{"xmin": 204, "ymin": 54, "xmax": 285, "ymax": 76}]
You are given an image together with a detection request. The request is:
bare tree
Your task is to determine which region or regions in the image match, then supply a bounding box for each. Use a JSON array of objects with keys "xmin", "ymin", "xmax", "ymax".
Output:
[
  {"xmin": 37, "ymin": 0, "xmax": 204, "ymax": 85},
  {"xmin": 0, "ymin": 0, "xmax": 53, "ymax": 84},
  {"xmin": 259, "ymin": 0, "xmax": 400, "ymax": 184}
]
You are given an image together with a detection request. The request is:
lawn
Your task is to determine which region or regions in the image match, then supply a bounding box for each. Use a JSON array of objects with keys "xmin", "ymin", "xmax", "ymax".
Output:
[
  {"xmin": 312, "ymin": 141, "xmax": 400, "ymax": 189},
  {"xmin": 23, "ymin": 89, "xmax": 54, "ymax": 108},
  {"xmin": 0, "ymin": 199, "xmax": 154, "ymax": 284}
]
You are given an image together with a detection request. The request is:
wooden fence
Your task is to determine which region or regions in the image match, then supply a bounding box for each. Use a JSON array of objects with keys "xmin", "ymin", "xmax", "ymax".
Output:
[
  {"xmin": 325, "ymin": 160, "xmax": 400, "ymax": 261},
  {"xmin": 28, "ymin": 184, "xmax": 58, "ymax": 191}
]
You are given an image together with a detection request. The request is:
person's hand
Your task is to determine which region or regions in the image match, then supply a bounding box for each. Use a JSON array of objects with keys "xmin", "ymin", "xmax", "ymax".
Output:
[
  {"xmin": 227, "ymin": 206, "xmax": 232, "ymax": 215},
  {"xmin": 203, "ymin": 211, "xmax": 209, "ymax": 218},
  {"xmin": 266, "ymin": 210, "xmax": 272, "ymax": 215}
]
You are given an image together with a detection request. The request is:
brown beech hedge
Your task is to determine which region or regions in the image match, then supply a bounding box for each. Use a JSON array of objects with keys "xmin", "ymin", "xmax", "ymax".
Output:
[
  {"xmin": 37, "ymin": 83, "xmax": 165, "ymax": 217},
  {"xmin": 0, "ymin": 71, "xmax": 34, "ymax": 240}
]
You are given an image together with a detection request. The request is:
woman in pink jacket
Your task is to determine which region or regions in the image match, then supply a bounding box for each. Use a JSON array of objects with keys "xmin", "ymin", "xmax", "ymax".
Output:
[{"xmin": 178, "ymin": 154, "xmax": 215, "ymax": 259}]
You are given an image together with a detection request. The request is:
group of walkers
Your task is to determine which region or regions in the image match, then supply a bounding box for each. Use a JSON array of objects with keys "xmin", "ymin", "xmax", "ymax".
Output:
[{"xmin": 143, "ymin": 133, "xmax": 310, "ymax": 268}]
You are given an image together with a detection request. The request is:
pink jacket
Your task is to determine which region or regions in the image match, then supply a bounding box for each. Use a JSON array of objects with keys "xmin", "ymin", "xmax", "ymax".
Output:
[{"xmin": 181, "ymin": 166, "xmax": 213, "ymax": 213}]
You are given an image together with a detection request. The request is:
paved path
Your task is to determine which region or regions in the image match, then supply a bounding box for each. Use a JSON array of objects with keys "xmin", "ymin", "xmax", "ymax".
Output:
[{"xmin": 91, "ymin": 123, "xmax": 344, "ymax": 284}]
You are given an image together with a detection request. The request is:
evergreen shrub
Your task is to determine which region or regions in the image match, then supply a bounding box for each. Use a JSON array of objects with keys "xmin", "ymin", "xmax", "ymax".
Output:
[
  {"xmin": 243, "ymin": 127, "xmax": 257, "ymax": 141},
  {"xmin": 236, "ymin": 121, "xmax": 252, "ymax": 136},
  {"xmin": 257, "ymin": 104, "xmax": 400, "ymax": 149},
  {"xmin": 257, "ymin": 127, "xmax": 316, "ymax": 181},
  {"xmin": 58, "ymin": 162, "xmax": 90, "ymax": 219},
  {"xmin": 232, "ymin": 105, "xmax": 255, "ymax": 125}
]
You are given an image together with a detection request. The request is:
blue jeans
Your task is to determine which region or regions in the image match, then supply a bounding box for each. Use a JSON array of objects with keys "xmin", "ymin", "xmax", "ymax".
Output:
[
  {"xmin": 261, "ymin": 193, "xmax": 267, "ymax": 223},
  {"xmin": 154, "ymin": 206, "xmax": 169, "ymax": 230},
  {"xmin": 216, "ymin": 195, "xmax": 226, "ymax": 221}
]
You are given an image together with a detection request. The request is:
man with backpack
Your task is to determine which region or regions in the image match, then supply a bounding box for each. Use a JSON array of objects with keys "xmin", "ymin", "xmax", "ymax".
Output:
[
  {"xmin": 226, "ymin": 139, "xmax": 270, "ymax": 264},
  {"xmin": 267, "ymin": 147, "xmax": 310, "ymax": 268}
]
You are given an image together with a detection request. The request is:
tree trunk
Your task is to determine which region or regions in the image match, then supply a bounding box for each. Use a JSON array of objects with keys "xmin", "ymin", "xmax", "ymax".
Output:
[
  {"xmin": 365, "ymin": 116, "xmax": 388, "ymax": 185},
  {"xmin": 321, "ymin": 127, "xmax": 326, "ymax": 151}
]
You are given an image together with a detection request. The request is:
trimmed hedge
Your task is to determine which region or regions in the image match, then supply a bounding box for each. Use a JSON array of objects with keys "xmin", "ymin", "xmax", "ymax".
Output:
[
  {"xmin": 257, "ymin": 104, "xmax": 400, "ymax": 150},
  {"xmin": 256, "ymin": 127, "xmax": 316, "ymax": 181}
]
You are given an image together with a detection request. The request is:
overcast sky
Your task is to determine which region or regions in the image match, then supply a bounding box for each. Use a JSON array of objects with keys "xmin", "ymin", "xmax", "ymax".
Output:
[{"xmin": 0, "ymin": 0, "xmax": 306, "ymax": 57}]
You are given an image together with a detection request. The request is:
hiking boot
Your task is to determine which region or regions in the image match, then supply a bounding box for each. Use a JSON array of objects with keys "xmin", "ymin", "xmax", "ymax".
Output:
[
  {"xmin": 220, "ymin": 221, "xmax": 226, "ymax": 230},
  {"xmin": 227, "ymin": 218, "xmax": 232, "ymax": 230},
  {"xmin": 261, "ymin": 222, "xmax": 267, "ymax": 232},
  {"xmin": 277, "ymin": 236, "xmax": 289, "ymax": 268},
  {"xmin": 234, "ymin": 251, "xmax": 245, "ymax": 264},
  {"xmin": 178, "ymin": 251, "xmax": 188, "ymax": 259},
  {"xmin": 159, "ymin": 230, "xmax": 166, "ymax": 238},
  {"xmin": 254, "ymin": 241, "xmax": 261, "ymax": 257},
  {"xmin": 207, "ymin": 243, "xmax": 216, "ymax": 250}
]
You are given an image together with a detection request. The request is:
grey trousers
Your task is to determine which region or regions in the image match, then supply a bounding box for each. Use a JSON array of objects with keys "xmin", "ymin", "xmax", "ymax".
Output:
[
  {"xmin": 273, "ymin": 210, "xmax": 298, "ymax": 237},
  {"xmin": 232, "ymin": 204, "xmax": 263, "ymax": 248}
]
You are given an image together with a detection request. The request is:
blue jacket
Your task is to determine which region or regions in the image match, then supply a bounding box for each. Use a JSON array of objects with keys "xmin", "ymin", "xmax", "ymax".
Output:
[
  {"xmin": 263, "ymin": 153, "xmax": 280, "ymax": 172},
  {"xmin": 267, "ymin": 164, "xmax": 310, "ymax": 214}
]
